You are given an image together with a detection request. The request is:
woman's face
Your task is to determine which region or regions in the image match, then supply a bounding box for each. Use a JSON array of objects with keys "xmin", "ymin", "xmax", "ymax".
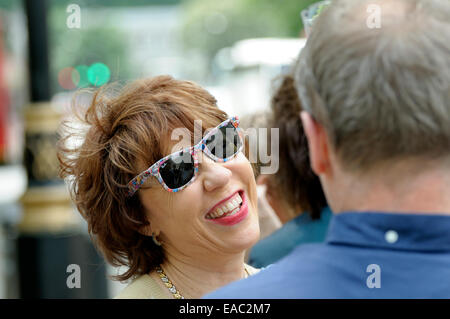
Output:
[{"xmin": 139, "ymin": 133, "xmax": 260, "ymax": 261}]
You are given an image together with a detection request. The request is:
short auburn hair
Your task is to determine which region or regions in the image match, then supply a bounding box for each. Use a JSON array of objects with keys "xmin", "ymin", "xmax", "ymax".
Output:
[
  {"xmin": 57, "ymin": 75, "xmax": 227, "ymax": 281},
  {"xmin": 270, "ymin": 74, "xmax": 327, "ymax": 220}
]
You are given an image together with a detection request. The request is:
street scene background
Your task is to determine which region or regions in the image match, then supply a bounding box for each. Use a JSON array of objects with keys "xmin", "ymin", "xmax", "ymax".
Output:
[{"xmin": 0, "ymin": 0, "xmax": 315, "ymax": 298}]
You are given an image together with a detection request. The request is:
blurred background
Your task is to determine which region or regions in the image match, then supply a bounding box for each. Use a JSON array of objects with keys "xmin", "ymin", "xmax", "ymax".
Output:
[{"xmin": 0, "ymin": 0, "xmax": 316, "ymax": 298}]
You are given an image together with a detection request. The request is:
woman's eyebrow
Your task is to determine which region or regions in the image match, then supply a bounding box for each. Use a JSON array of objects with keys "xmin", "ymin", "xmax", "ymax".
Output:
[{"xmin": 165, "ymin": 143, "xmax": 194, "ymax": 156}]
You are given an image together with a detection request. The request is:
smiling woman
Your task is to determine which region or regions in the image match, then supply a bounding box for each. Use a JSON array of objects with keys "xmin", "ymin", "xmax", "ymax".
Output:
[{"xmin": 57, "ymin": 75, "xmax": 260, "ymax": 299}]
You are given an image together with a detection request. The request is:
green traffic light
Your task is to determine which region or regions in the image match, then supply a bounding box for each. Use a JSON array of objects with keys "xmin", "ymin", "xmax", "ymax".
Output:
[
  {"xmin": 88, "ymin": 63, "xmax": 111, "ymax": 86},
  {"xmin": 74, "ymin": 65, "xmax": 90, "ymax": 88}
]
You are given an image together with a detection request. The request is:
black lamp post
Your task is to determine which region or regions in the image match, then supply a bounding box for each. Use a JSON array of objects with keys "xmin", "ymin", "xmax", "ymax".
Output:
[{"xmin": 17, "ymin": 0, "xmax": 108, "ymax": 298}]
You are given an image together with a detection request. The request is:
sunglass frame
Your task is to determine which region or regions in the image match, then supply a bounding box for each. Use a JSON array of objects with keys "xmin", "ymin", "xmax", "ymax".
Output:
[{"xmin": 127, "ymin": 117, "xmax": 242, "ymax": 197}]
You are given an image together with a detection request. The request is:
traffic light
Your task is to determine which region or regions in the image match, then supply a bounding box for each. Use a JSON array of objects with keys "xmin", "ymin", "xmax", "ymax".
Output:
[
  {"xmin": 58, "ymin": 63, "xmax": 111, "ymax": 90},
  {"xmin": 87, "ymin": 62, "xmax": 110, "ymax": 87}
]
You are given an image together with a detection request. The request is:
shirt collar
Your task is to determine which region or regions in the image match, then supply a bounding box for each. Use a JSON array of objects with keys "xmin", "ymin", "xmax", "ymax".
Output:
[{"xmin": 326, "ymin": 211, "xmax": 450, "ymax": 251}]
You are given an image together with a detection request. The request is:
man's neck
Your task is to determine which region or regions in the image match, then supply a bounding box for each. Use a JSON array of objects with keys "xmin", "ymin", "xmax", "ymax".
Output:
[{"xmin": 330, "ymin": 160, "xmax": 450, "ymax": 215}]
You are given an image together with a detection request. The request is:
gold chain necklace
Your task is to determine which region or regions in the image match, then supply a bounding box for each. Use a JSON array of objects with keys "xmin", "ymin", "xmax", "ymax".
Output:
[
  {"xmin": 156, "ymin": 265, "xmax": 250, "ymax": 299},
  {"xmin": 156, "ymin": 266, "xmax": 184, "ymax": 299}
]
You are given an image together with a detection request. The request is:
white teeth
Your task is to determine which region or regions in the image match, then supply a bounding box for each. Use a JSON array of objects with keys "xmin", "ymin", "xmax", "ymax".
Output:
[
  {"xmin": 206, "ymin": 193, "xmax": 243, "ymax": 219},
  {"xmin": 229, "ymin": 207, "xmax": 240, "ymax": 217}
]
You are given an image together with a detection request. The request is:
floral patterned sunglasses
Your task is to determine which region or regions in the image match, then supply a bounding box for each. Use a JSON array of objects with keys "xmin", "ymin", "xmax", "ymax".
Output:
[{"xmin": 127, "ymin": 117, "xmax": 243, "ymax": 197}]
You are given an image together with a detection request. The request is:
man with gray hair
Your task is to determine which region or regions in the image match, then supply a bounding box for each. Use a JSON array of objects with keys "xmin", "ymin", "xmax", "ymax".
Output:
[{"xmin": 206, "ymin": 0, "xmax": 450, "ymax": 298}]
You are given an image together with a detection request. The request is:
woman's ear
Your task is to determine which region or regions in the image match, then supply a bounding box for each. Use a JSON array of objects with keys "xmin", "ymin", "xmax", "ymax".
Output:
[
  {"xmin": 138, "ymin": 224, "xmax": 151, "ymax": 237},
  {"xmin": 138, "ymin": 221, "xmax": 159, "ymax": 237},
  {"xmin": 138, "ymin": 201, "xmax": 160, "ymax": 237}
]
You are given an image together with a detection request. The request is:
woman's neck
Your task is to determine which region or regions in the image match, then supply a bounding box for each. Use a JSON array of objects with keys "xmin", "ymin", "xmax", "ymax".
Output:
[{"xmin": 157, "ymin": 251, "xmax": 248, "ymax": 299}]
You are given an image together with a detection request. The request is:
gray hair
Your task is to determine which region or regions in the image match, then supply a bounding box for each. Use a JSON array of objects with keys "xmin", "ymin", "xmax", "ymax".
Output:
[{"xmin": 295, "ymin": 0, "xmax": 450, "ymax": 172}]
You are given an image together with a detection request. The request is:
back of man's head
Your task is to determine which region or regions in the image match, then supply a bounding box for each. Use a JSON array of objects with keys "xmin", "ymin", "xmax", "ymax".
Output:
[{"xmin": 296, "ymin": 0, "xmax": 450, "ymax": 173}]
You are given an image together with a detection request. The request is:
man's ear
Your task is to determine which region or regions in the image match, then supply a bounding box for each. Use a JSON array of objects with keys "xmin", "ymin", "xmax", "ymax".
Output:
[{"xmin": 300, "ymin": 111, "xmax": 331, "ymax": 176}]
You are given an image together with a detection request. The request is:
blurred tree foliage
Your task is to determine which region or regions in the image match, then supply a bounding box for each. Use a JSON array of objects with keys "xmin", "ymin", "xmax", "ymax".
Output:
[
  {"xmin": 0, "ymin": 0, "xmax": 15, "ymax": 10},
  {"xmin": 48, "ymin": 4, "xmax": 131, "ymax": 93},
  {"xmin": 50, "ymin": 0, "xmax": 181, "ymax": 8},
  {"xmin": 47, "ymin": 0, "xmax": 184, "ymax": 93},
  {"xmin": 181, "ymin": 0, "xmax": 317, "ymax": 61}
]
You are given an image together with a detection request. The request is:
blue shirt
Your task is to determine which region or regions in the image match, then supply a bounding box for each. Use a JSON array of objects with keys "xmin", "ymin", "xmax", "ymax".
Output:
[
  {"xmin": 248, "ymin": 207, "xmax": 332, "ymax": 268},
  {"xmin": 206, "ymin": 212, "xmax": 450, "ymax": 298}
]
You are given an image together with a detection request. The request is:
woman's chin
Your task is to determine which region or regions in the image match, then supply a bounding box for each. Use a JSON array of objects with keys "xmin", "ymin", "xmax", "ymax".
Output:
[{"xmin": 226, "ymin": 224, "xmax": 261, "ymax": 253}]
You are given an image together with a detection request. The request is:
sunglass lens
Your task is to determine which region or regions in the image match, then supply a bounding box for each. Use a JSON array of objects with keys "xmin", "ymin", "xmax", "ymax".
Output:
[
  {"xmin": 205, "ymin": 122, "xmax": 242, "ymax": 159},
  {"xmin": 159, "ymin": 151, "xmax": 195, "ymax": 189}
]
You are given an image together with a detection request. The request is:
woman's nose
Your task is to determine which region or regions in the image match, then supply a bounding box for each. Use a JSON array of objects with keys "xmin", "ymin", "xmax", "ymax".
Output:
[{"xmin": 201, "ymin": 156, "xmax": 232, "ymax": 192}]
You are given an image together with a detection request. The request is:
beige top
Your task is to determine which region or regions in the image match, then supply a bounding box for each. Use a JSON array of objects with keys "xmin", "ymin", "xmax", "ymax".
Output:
[{"xmin": 115, "ymin": 264, "xmax": 260, "ymax": 299}]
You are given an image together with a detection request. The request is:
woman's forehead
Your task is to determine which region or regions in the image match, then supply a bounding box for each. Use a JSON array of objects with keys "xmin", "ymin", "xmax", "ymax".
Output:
[
  {"xmin": 161, "ymin": 131, "xmax": 194, "ymax": 156},
  {"xmin": 157, "ymin": 115, "xmax": 225, "ymax": 158}
]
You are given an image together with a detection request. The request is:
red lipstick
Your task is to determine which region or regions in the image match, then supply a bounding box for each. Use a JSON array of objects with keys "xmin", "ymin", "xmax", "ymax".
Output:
[{"xmin": 207, "ymin": 191, "xmax": 249, "ymax": 226}]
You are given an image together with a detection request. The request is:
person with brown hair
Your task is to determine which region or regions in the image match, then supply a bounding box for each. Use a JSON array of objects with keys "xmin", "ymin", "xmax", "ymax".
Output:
[
  {"xmin": 57, "ymin": 75, "xmax": 260, "ymax": 299},
  {"xmin": 268, "ymin": 73, "xmax": 327, "ymax": 220},
  {"xmin": 246, "ymin": 72, "xmax": 330, "ymax": 268}
]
